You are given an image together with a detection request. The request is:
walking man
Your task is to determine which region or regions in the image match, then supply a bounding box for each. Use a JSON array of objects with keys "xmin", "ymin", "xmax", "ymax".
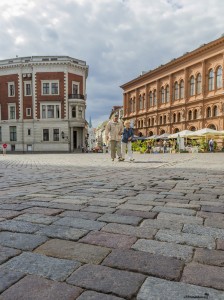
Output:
[{"xmin": 105, "ymin": 113, "xmax": 123, "ymax": 161}]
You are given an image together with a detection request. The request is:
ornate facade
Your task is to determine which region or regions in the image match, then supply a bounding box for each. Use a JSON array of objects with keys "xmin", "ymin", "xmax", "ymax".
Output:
[
  {"xmin": 121, "ymin": 36, "xmax": 224, "ymax": 136},
  {"xmin": 0, "ymin": 56, "xmax": 88, "ymax": 152}
]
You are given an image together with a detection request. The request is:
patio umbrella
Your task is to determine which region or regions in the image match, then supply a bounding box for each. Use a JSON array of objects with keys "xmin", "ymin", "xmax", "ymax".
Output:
[
  {"xmin": 157, "ymin": 133, "xmax": 170, "ymax": 139},
  {"xmin": 145, "ymin": 135, "xmax": 159, "ymax": 140},
  {"xmin": 169, "ymin": 130, "xmax": 194, "ymax": 138}
]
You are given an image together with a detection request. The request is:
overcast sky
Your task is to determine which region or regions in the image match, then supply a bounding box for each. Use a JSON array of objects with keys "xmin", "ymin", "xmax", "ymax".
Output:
[{"xmin": 0, "ymin": 0, "xmax": 224, "ymax": 127}]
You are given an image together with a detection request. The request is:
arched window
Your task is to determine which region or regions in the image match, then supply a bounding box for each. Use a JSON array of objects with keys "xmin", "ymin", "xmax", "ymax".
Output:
[
  {"xmin": 213, "ymin": 105, "xmax": 218, "ymax": 117},
  {"xmin": 138, "ymin": 120, "xmax": 141, "ymax": 128},
  {"xmin": 149, "ymin": 131, "xmax": 153, "ymax": 136},
  {"xmin": 164, "ymin": 115, "xmax": 167, "ymax": 124},
  {"xmin": 207, "ymin": 107, "xmax": 211, "ymax": 117},
  {"xmin": 165, "ymin": 85, "xmax": 170, "ymax": 102},
  {"xmin": 148, "ymin": 118, "xmax": 151, "ymax": 127},
  {"xmin": 177, "ymin": 112, "xmax": 181, "ymax": 122},
  {"xmin": 161, "ymin": 87, "xmax": 165, "ymax": 104},
  {"xmin": 153, "ymin": 90, "xmax": 157, "ymax": 106},
  {"xmin": 174, "ymin": 128, "xmax": 179, "ymax": 133},
  {"xmin": 190, "ymin": 126, "xmax": 196, "ymax": 131},
  {"xmin": 190, "ymin": 76, "xmax": 195, "ymax": 96},
  {"xmin": 180, "ymin": 80, "xmax": 184, "ymax": 99},
  {"xmin": 208, "ymin": 124, "xmax": 216, "ymax": 130},
  {"xmin": 141, "ymin": 120, "xmax": 143, "ymax": 128},
  {"xmin": 173, "ymin": 113, "xmax": 176, "ymax": 123},
  {"xmin": 133, "ymin": 97, "xmax": 136, "ymax": 112},
  {"xmin": 216, "ymin": 66, "xmax": 222, "ymax": 89},
  {"xmin": 188, "ymin": 110, "xmax": 192, "ymax": 120},
  {"xmin": 193, "ymin": 109, "xmax": 197, "ymax": 120},
  {"xmin": 149, "ymin": 92, "xmax": 153, "ymax": 107},
  {"xmin": 174, "ymin": 82, "xmax": 179, "ymax": 100},
  {"xmin": 129, "ymin": 98, "xmax": 132, "ymax": 113},
  {"xmin": 160, "ymin": 129, "xmax": 165, "ymax": 135},
  {"xmin": 160, "ymin": 116, "xmax": 163, "ymax": 124},
  {"xmin": 196, "ymin": 74, "xmax": 202, "ymax": 94},
  {"xmin": 208, "ymin": 69, "xmax": 214, "ymax": 91},
  {"xmin": 152, "ymin": 118, "xmax": 154, "ymax": 126},
  {"xmin": 139, "ymin": 94, "xmax": 143, "ymax": 110}
]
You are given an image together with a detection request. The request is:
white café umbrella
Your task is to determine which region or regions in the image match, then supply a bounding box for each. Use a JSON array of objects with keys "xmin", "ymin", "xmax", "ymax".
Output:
[
  {"xmin": 187, "ymin": 128, "xmax": 223, "ymax": 137},
  {"xmin": 169, "ymin": 130, "xmax": 194, "ymax": 138}
]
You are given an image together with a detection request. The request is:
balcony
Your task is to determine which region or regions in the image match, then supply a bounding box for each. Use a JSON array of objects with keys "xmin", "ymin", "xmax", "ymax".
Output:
[{"xmin": 68, "ymin": 94, "xmax": 85, "ymax": 100}]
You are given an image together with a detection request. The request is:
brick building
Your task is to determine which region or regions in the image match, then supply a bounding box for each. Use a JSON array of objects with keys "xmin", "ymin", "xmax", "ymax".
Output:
[
  {"xmin": 0, "ymin": 56, "xmax": 88, "ymax": 152},
  {"xmin": 121, "ymin": 36, "xmax": 224, "ymax": 136}
]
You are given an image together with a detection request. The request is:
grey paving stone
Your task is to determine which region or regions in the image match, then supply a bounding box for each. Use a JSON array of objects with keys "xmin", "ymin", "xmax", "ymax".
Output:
[
  {"xmin": 37, "ymin": 224, "xmax": 88, "ymax": 240},
  {"xmin": 102, "ymin": 223, "xmax": 156, "ymax": 238},
  {"xmin": 2, "ymin": 252, "xmax": 81, "ymax": 281},
  {"xmin": 217, "ymin": 239, "xmax": 224, "ymax": 250},
  {"xmin": 126, "ymin": 199, "xmax": 165, "ymax": 206},
  {"xmin": 0, "ymin": 220, "xmax": 44, "ymax": 233},
  {"xmin": 80, "ymin": 231, "xmax": 137, "ymax": 249},
  {"xmin": 115, "ymin": 209, "xmax": 157, "ymax": 219},
  {"xmin": 59, "ymin": 210, "xmax": 100, "ymax": 220},
  {"xmin": 201, "ymin": 205, "xmax": 224, "ymax": 213},
  {"xmin": 155, "ymin": 229, "xmax": 216, "ymax": 249},
  {"xmin": 35, "ymin": 239, "xmax": 110, "ymax": 264},
  {"xmin": 132, "ymin": 239, "xmax": 193, "ymax": 262},
  {"xmin": 97, "ymin": 213, "xmax": 142, "ymax": 225},
  {"xmin": 0, "ymin": 245, "xmax": 21, "ymax": 264},
  {"xmin": 102, "ymin": 249, "xmax": 184, "ymax": 280},
  {"xmin": 205, "ymin": 218, "xmax": 224, "ymax": 229},
  {"xmin": 182, "ymin": 263, "xmax": 224, "ymax": 291},
  {"xmin": 22, "ymin": 207, "xmax": 63, "ymax": 215},
  {"xmin": 50, "ymin": 203, "xmax": 85, "ymax": 210},
  {"xmin": 183, "ymin": 224, "xmax": 224, "ymax": 239},
  {"xmin": 0, "ymin": 203, "xmax": 31, "ymax": 211},
  {"xmin": 81, "ymin": 206, "xmax": 116, "ymax": 214},
  {"xmin": 53, "ymin": 217, "xmax": 106, "ymax": 230},
  {"xmin": 194, "ymin": 248, "xmax": 224, "ymax": 267},
  {"xmin": 0, "ymin": 275, "xmax": 83, "ymax": 300},
  {"xmin": 0, "ymin": 231, "xmax": 48, "ymax": 250},
  {"xmin": 77, "ymin": 291, "xmax": 125, "ymax": 300},
  {"xmin": 140, "ymin": 219, "xmax": 183, "ymax": 231},
  {"xmin": 136, "ymin": 276, "xmax": 224, "ymax": 300},
  {"xmin": 14, "ymin": 213, "xmax": 59, "ymax": 225},
  {"xmin": 152, "ymin": 206, "xmax": 196, "ymax": 216},
  {"xmin": 0, "ymin": 267, "xmax": 24, "ymax": 293},
  {"xmin": 157, "ymin": 212, "xmax": 203, "ymax": 224},
  {"xmin": 165, "ymin": 202, "xmax": 200, "ymax": 210},
  {"xmin": 67, "ymin": 264, "xmax": 146, "ymax": 299},
  {"xmin": 117, "ymin": 204, "xmax": 153, "ymax": 211},
  {"xmin": 0, "ymin": 210, "xmax": 22, "ymax": 219}
]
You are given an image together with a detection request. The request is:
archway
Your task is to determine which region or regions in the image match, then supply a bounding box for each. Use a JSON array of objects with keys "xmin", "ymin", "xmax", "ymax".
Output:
[
  {"xmin": 160, "ymin": 129, "xmax": 165, "ymax": 135},
  {"xmin": 189, "ymin": 126, "xmax": 196, "ymax": 131},
  {"xmin": 208, "ymin": 124, "xmax": 216, "ymax": 130},
  {"xmin": 173, "ymin": 128, "xmax": 180, "ymax": 133}
]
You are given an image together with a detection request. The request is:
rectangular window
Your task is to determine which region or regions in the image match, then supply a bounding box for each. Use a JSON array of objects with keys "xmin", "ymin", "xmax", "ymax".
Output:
[
  {"xmin": 0, "ymin": 127, "xmax": 1, "ymax": 142},
  {"xmin": 42, "ymin": 81, "xmax": 59, "ymax": 95},
  {"xmin": 43, "ymin": 83, "xmax": 50, "ymax": 95},
  {"xmin": 28, "ymin": 129, "xmax": 31, "ymax": 136},
  {"xmin": 8, "ymin": 82, "xmax": 15, "ymax": 97},
  {"xmin": 24, "ymin": 82, "xmax": 32, "ymax": 96},
  {"xmin": 72, "ymin": 83, "xmax": 79, "ymax": 94},
  {"xmin": 10, "ymin": 126, "xmax": 17, "ymax": 141},
  {"xmin": 53, "ymin": 129, "xmax": 59, "ymax": 141},
  {"xmin": 51, "ymin": 83, "xmax": 58, "ymax": 94},
  {"xmin": 41, "ymin": 104, "xmax": 61, "ymax": 119},
  {"xmin": 43, "ymin": 129, "xmax": 49, "ymax": 141},
  {"xmin": 8, "ymin": 105, "xmax": 16, "ymax": 120},
  {"xmin": 26, "ymin": 108, "xmax": 31, "ymax": 117}
]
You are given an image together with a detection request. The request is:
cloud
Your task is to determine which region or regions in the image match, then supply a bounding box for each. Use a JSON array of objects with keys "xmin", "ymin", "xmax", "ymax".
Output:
[{"xmin": 0, "ymin": 0, "xmax": 224, "ymax": 127}]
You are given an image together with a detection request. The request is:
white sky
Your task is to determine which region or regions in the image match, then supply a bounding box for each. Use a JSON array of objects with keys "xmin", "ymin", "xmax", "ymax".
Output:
[{"xmin": 0, "ymin": 0, "xmax": 224, "ymax": 127}]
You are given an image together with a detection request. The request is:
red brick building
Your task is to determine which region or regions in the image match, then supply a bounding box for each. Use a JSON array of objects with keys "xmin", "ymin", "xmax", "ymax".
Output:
[
  {"xmin": 121, "ymin": 36, "xmax": 224, "ymax": 136},
  {"xmin": 0, "ymin": 56, "xmax": 88, "ymax": 152}
]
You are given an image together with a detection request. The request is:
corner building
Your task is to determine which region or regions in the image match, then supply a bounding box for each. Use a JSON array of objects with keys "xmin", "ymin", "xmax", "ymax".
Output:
[
  {"xmin": 0, "ymin": 56, "xmax": 88, "ymax": 152},
  {"xmin": 121, "ymin": 36, "xmax": 224, "ymax": 136}
]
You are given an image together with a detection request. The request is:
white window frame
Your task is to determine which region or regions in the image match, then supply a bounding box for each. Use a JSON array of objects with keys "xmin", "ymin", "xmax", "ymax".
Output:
[
  {"xmin": 41, "ymin": 80, "xmax": 59, "ymax": 95},
  {"xmin": 8, "ymin": 103, "xmax": 16, "ymax": 120},
  {"xmin": 8, "ymin": 82, "xmax": 15, "ymax": 97},
  {"xmin": 40, "ymin": 102, "xmax": 61, "ymax": 119},
  {"xmin": 26, "ymin": 108, "xmax": 32, "ymax": 117},
  {"xmin": 24, "ymin": 81, "xmax": 32, "ymax": 96},
  {"xmin": 72, "ymin": 81, "xmax": 80, "ymax": 94}
]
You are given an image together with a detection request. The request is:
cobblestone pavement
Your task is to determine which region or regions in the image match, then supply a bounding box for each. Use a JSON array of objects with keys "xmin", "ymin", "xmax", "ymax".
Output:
[{"xmin": 1, "ymin": 152, "xmax": 224, "ymax": 300}]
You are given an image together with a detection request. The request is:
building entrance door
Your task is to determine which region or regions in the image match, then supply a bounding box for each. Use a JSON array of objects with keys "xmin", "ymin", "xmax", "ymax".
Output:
[{"xmin": 73, "ymin": 131, "xmax": 77, "ymax": 149}]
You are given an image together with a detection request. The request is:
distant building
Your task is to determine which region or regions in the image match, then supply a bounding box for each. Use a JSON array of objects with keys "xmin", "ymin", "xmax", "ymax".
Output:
[
  {"xmin": 87, "ymin": 116, "xmax": 96, "ymax": 151},
  {"xmin": 121, "ymin": 36, "xmax": 224, "ymax": 136},
  {"xmin": 0, "ymin": 55, "xmax": 88, "ymax": 152}
]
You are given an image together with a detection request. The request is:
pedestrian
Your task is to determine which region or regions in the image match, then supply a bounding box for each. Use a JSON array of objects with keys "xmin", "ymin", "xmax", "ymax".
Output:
[
  {"xmin": 2, "ymin": 143, "xmax": 7, "ymax": 156},
  {"xmin": 103, "ymin": 143, "xmax": 107, "ymax": 154},
  {"xmin": 105, "ymin": 113, "xmax": 123, "ymax": 161},
  {"xmin": 121, "ymin": 120, "xmax": 135, "ymax": 161},
  {"xmin": 208, "ymin": 138, "xmax": 214, "ymax": 152},
  {"xmin": 163, "ymin": 140, "xmax": 167, "ymax": 153}
]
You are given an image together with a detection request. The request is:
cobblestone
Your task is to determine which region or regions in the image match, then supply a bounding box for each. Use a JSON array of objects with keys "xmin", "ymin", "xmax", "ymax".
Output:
[{"xmin": 1, "ymin": 153, "xmax": 224, "ymax": 298}]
